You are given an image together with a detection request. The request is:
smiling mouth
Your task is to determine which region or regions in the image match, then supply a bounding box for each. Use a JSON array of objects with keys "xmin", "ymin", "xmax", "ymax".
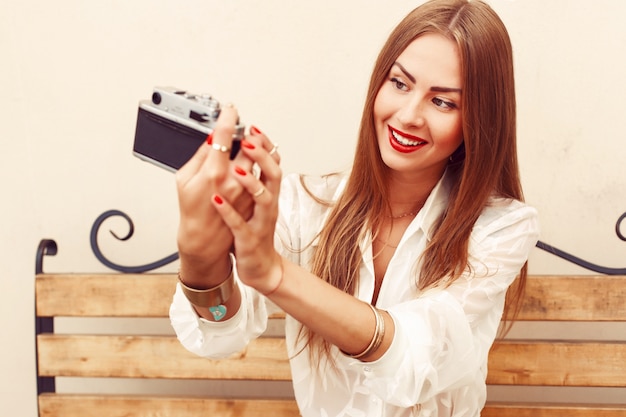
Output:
[{"xmin": 388, "ymin": 126, "xmax": 427, "ymax": 152}]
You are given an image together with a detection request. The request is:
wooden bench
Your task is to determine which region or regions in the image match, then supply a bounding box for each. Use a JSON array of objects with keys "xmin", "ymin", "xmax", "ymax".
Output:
[{"xmin": 34, "ymin": 239, "xmax": 626, "ymax": 417}]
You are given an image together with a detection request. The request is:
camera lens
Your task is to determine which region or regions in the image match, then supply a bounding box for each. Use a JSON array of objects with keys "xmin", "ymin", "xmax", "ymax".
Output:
[{"xmin": 152, "ymin": 92, "xmax": 162, "ymax": 105}]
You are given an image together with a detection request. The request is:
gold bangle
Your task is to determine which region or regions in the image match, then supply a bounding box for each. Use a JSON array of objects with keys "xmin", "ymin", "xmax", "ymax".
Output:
[
  {"xmin": 369, "ymin": 307, "xmax": 385, "ymax": 356},
  {"xmin": 345, "ymin": 304, "xmax": 385, "ymax": 359},
  {"xmin": 178, "ymin": 255, "xmax": 236, "ymax": 308}
]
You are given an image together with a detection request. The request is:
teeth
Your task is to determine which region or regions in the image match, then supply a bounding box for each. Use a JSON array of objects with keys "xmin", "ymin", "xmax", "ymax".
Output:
[{"xmin": 391, "ymin": 130, "xmax": 425, "ymax": 146}]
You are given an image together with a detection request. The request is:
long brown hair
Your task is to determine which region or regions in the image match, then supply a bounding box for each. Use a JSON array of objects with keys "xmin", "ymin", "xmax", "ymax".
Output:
[{"xmin": 303, "ymin": 0, "xmax": 526, "ymax": 362}]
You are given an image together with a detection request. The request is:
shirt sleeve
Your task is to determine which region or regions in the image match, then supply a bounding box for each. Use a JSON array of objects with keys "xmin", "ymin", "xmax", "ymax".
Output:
[
  {"xmin": 169, "ymin": 270, "xmax": 271, "ymax": 359},
  {"xmin": 344, "ymin": 201, "xmax": 540, "ymax": 406}
]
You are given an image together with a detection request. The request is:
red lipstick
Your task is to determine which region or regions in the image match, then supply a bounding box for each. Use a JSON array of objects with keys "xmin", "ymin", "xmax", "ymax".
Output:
[{"xmin": 388, "ymin": 126, "xmax": 427, "ymax": 154}]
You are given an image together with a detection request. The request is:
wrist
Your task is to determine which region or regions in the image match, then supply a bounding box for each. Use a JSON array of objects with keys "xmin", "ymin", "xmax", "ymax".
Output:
[
  {"xmin": 178, "ymin": 253, "xmax": 232, "ymax": 289},
  {"xmin": 258, "ymin": 256, "xmax": 285, "ymax": 297}
]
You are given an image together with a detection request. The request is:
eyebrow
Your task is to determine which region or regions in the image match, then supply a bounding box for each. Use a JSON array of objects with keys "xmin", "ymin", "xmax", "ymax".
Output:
[{"xmin": 393, "ymin": 62, "xmax": 462, "ymax": 93}]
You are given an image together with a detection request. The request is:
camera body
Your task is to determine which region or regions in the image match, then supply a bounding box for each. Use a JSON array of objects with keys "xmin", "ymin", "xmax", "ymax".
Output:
[{"xmin": 133, "ymin": 86, "xmax": 245, "ymax": 172}]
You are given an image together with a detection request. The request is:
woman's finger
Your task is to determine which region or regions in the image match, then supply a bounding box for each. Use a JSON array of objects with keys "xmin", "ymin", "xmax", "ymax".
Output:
[
  {"xmin": 233, "ymin": 165, "xmax": 274, "ymax": 204},
  {"xmin": 199, "ymin": 105, "xmax": 239, "ymax": 177},
  {"xmin": 230, "ymin": 131, "xmax": 264, "ymax": 175},
  {"xmin": 211, "ymin": 194, "xmax": 251, "ymax": 239},
  {"xmin": 250, "ymin": 125, "xmax": 281, "ymax": 165},
  {"xmin": 232, "ymin": 165, "xmax": 277, "ymax": 230},
  {"xmin": 239, "ymin": 141, "xmax": 282, "ymax": 197}
]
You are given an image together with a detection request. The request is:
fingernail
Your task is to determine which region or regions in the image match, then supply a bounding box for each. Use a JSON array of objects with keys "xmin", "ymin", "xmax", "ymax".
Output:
[
  {"xmin": 234, "ymin": 166, "xmax": 247, "ymax": 176},
  {"xmin": 250, "ymin": 125, "xmax": 262, "ymax": 135},
  {"xmin": 206, "ymin": 132, "xmax": 213, "ymax": 145},
  {"xmin": 213, "ymin": 194, "xmax": 223, "ymax": 205},
  {"xmin": 242, "ymin": 140, "xmax": 256, "ymax": 150}
]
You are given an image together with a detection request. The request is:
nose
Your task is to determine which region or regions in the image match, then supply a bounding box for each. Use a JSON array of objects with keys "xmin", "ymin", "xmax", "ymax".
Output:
[{"xmin": 396, "ymin": 96, "xmax": 426, "ymax": 128}]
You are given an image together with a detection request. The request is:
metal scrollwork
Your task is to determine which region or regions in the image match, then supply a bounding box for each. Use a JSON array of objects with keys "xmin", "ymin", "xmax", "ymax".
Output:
[
  {"xmin": 35, "ymin": 239, "xmax": 58, "ymax": 274},
  {"xmin": 616, "ymin": 212, "xmax": 626, "ymax": 242},
  {"xmin": 33, "ymin": 209, "xmax": 625, "ymax": 275},
  {"xmin": 535, "ymin": 211, "xmax": 626, "ymax": 275},
  {"xmin": 89, "ymin": 210, "xmax": 179, "ymax": 273}
]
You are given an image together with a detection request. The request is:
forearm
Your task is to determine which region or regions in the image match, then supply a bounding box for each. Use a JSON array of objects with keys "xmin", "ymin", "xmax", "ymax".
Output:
[{"xmin": 269, "ymin": 258, "xmax": 395, "ymax": 362}]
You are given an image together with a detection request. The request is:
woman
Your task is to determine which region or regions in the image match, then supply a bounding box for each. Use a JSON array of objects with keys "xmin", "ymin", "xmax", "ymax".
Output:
[{"xmin": 170, "ymin": 0, "xmax": 540, "ymax": 416}]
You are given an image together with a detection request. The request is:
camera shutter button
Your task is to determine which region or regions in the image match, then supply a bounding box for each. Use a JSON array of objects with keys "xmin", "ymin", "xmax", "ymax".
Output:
[{"xmin": 199, "ymin": 94, "xmax": 219, "ymax": 108}]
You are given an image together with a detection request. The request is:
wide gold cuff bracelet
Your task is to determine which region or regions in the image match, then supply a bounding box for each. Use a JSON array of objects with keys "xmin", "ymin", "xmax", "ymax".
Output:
[{"xmin": 178, "ymin": 256, "xmax": 236, "ymax": 308}]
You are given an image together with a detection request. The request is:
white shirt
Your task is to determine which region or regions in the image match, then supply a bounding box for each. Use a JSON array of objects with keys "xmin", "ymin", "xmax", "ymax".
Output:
[{"xmin": 170, "ymin": 171, "xmax": 540, "ymax": 417}]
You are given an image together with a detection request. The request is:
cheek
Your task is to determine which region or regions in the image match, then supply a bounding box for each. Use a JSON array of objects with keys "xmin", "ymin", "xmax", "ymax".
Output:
[
  {"xmin": 373, "ymin": 87, "xmax": 394, "ymax": 123},
  {"xmin": 438, "ymin": 115, "xmax": 464, "ymax": 149}
]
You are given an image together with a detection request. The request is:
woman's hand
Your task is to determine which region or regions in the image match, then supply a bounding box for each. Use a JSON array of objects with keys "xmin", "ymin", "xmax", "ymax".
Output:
[
  {"xmin": 175, "ymin": 105, "xmax": 262, "ymax": 287},
  {"xmin": 211, "ymin": 128, "xmax": 284, "ymax": 295}
]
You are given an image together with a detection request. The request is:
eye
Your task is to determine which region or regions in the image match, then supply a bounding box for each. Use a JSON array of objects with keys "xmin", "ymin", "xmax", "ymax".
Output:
[
  {"xmin": 389, "ymin": 77, "xmax": 409, "ymax": 92},
  {"xmin": 432, "ymin": 97, "xmax": 457, "ymax": 110}
]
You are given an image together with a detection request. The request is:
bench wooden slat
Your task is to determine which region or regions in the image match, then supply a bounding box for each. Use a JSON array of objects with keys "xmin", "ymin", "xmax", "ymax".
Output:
[
  {"xmin": 487, "ymin": 340, "xmax": 626, "ymax": 387},
  {"xmin": 482, "ymin": 402, "xmax": 626, "ymax": 417},
  {"xmin": 36, "ymin": 274, "xmax": 176, "ymax": 317},
  {"xmin": 35, "ymin": 274, "xmax": 626, "ymax": 321},
  {"xmin": 37, "ymin": 334, "xmax": 291, "ymax": 380},
  {"xmin": 519, "ymin": 275, "xmax": 626, "ymax": 321},
  {"xmin": 38, "ymin": 394, "xmax": 300, "ymax": 417},
  {"xmin": 37, "ymin": 395, "xmax": 626, "ymax": 417},
  {"xmin": 37, "ymin": 333, "xmax": 626, "ymax": 388}
]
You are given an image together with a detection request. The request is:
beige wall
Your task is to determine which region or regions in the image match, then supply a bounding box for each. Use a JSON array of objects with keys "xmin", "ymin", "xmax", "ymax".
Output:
[{"xmin": 2, "ymin": 0, "xmax": 625, "ymax": 414}]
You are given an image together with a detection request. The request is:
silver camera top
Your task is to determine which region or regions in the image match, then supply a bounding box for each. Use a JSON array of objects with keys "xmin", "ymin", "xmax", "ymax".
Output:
[
  {"xmin": 133, "ymin": 86, "xmax": 246, "ymax": 171},
  {"xmin": 142, "ymin": 86, "xmax": 245, "ymax": 139}
]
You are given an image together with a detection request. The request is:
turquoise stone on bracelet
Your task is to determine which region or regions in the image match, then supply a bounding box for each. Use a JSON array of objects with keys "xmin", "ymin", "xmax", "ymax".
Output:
[{"xmin": 209, "ymin": 305, "xmax": 227, "ymax": 321}]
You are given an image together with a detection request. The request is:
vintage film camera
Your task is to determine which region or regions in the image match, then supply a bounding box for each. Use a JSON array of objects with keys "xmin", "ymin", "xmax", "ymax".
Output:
[{"xmin": 133, "ymin": 86, "xmax": 245, "ymax": 171}]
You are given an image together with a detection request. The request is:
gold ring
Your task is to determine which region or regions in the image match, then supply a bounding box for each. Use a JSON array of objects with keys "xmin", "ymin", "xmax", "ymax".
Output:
[
  {"xmin": 269, "ymin": 144, "xmax": 279, "ymax": 156},
  {"xmin": 211, "ymin": 143, "xmax": 231, "ymax": 153},
  {"xmin": 252, "ymin": 187, "xmax": 266, "ymax": 198}
]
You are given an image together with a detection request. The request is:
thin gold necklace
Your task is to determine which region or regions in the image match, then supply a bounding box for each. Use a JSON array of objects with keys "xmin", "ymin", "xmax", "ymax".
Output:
[
  {"xmin": 387, "ymin": 199, "xmax": 425, "ymax": 219},
  {"xmin": 378, "ymin": 205, "xmax": 422, "ymax": 247},
  {"xmin": 387, "ymin": 211, "xmax": 418, "ymax": 219}
]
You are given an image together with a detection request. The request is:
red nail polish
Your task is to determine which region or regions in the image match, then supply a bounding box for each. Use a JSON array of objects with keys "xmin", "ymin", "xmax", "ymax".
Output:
[
  {"xmin": 250, "ymin": 125, "xmax": 262, "ymax": 135},
  {"xmin": 234, "ymin": 166, "xmax": 247, "ymax": 176},
  {"xmin": 213, "ymin": 195, "xmax": 223, "ymax": 205},
  {"xmin": 206, "ymin": 132, "xmax": 213, "ymax": 145},
  {"xmin": 242, "ymin": 140, "xmax": 256, "ymax": 150}
]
